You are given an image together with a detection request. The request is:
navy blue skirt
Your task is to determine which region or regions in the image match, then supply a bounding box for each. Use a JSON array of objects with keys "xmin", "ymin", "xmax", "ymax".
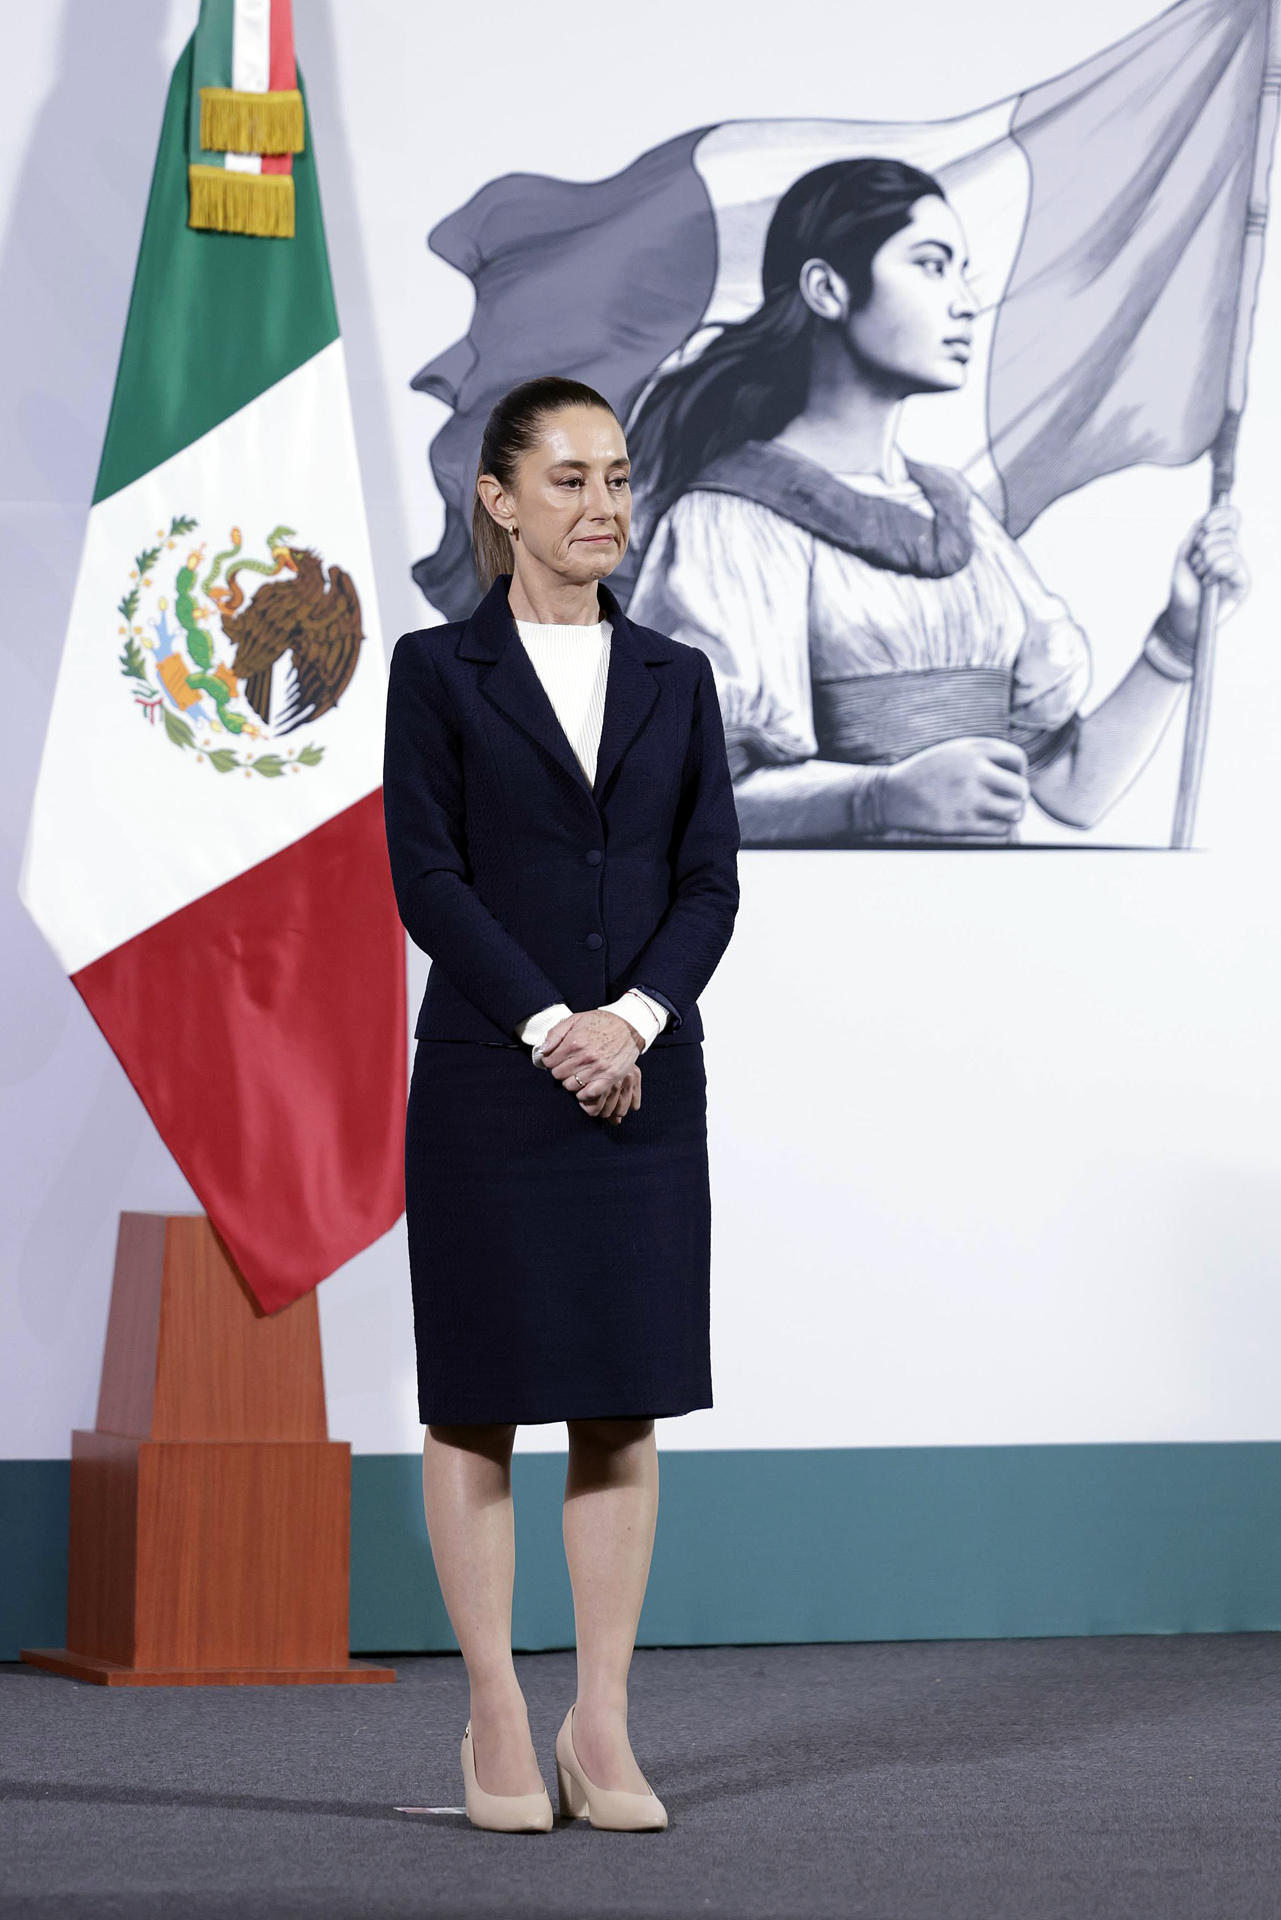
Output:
[{"xmin": 405, "ymin": 1039, "xmax": 713, "ymax": 1425}]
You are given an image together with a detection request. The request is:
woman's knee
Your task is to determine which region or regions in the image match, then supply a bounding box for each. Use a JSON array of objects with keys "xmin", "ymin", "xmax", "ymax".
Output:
[
  {"xmin": 425, "ymin": 1420, "xmax": 517, "ymax": 1460},
  {"xmin": 566, "ymin": 1415, "xmax": 655, "ymax": 1452}
]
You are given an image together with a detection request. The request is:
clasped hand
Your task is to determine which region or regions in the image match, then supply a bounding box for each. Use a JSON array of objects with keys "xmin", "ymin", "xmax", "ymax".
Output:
[{"xmin": 537, "ymin": 1009, "xmax": 643, "ymax": 1124}]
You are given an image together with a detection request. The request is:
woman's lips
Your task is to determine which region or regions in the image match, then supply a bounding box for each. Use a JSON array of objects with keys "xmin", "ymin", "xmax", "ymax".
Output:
[{"xmin": 578, "ymin": 535, "xmax": 615, "ymax": 543}]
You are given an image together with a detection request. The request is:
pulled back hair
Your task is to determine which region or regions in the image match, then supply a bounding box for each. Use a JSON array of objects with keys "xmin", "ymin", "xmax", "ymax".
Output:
[
  {"xmin": 472, "ymin": 375, "xmax": 622, "ymax": 592},
  {"xmin": 625, "ymin": 158, "xmax": 946, "ymax": 520}
]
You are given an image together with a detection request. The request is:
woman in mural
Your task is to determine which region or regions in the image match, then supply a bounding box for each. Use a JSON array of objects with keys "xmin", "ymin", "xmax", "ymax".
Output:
[{"xmin": 624, "ymin": 158, "xmax": 1249, "ymax": 846}]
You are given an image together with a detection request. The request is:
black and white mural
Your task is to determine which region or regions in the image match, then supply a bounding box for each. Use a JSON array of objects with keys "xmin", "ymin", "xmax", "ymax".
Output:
[{"xmin": 412, "ymin": 0, "xmax": 1270, "ymax": 849}]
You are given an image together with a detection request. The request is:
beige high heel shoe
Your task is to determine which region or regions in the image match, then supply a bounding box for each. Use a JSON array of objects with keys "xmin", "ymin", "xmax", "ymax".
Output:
[
  {"xmin": 554, "ymin": 1704, "xmax": 668, "ymax": 1831},
  {"xmin": 460, "ymin": 1721, "xmax": 554, "ymax": 1832}
]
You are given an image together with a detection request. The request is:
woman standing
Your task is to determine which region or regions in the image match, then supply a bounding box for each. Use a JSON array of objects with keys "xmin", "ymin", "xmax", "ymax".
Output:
[
  {"xmin": 382, "ymin": 376, "xmax": 739, "ymax": 1832},
  {"xmin": 623, "ymin": 158, "xmax": 1248, "ymax": 846}
]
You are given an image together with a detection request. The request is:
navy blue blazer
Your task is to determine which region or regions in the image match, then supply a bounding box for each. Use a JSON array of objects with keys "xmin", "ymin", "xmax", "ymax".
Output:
[{"xmin": 382, "ymin": 572, "xmax": 741, "ymax": 1048}]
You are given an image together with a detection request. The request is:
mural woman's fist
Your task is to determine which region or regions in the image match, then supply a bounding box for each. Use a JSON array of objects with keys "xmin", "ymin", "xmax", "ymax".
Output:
[{"xmin": 880, "ymin": 737, "xmax": 1030, "ymax": 837}]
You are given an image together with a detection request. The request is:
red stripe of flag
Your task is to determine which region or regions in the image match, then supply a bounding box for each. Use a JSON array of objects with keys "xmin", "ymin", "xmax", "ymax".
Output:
[
  {"xmin": 263, "ymin": 0, "xmax": 297, "ymax": 177},
  {"xmin": 73, "ymin": 791, "xmax": 406, "ymax": 1315},
  {"xmin": 269, "ymin": 0, "xmax": 297, "ymax": 89}
]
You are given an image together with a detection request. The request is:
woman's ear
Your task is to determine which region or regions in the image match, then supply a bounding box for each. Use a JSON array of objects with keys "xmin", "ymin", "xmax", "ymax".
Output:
[
  {"xmin": 476, "ymin": 472, "xmax": 515, "ymax": 536},
  {"xmin": 797, "ymin": 256, "xmax": 849, "ymax": 323}
]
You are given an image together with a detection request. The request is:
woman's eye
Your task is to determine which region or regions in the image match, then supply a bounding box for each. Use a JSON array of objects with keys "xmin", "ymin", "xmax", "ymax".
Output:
[{"xmin": 919, "ymin": 257, "xmax": 945, "ymax": 275}]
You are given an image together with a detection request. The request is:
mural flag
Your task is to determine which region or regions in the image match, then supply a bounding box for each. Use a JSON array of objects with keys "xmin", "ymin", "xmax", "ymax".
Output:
[
  {"xmin": 19, "ymin": 18, "xmax": 406, "ymax": 1314},
  {"xmin": 412, "ymin": 0, "xmax": 1272, "ymax": 619}
]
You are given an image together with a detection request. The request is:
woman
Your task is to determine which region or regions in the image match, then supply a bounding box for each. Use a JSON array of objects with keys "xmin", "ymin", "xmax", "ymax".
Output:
[
  {"xmin": 623, "ymin": 158, "xmax": 1249, "ymax": 846},
  {"xmin": 382, "ymin": 376, "xmax": 739, "ymax": 1832}
]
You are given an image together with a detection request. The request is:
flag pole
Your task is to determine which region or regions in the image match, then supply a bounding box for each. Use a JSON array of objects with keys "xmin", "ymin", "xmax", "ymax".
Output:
[{"xmin": 1172, "ymin": 0, "xmax": 1281, "ymax": 848}]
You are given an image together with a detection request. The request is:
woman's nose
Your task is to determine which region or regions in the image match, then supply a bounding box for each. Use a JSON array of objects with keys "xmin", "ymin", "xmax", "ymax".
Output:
[{"xmin": 952, "ymin": 276, "xmax": 979, "ymax": 319}]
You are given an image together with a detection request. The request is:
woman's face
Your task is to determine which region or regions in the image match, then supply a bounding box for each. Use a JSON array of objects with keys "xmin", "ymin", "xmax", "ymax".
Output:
[
  {"xmin": 838, "ymin": 195, "xmax": 978, "ymax": 397},
  {"xmin": 485, "ymin": 405, "xmax": 631, "ymax": 582}
]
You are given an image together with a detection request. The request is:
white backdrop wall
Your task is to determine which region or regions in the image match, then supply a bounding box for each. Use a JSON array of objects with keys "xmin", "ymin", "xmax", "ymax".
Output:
[{"xmin": 3, "ymin": 0, "xmax": 1278, "ymax": 1462}]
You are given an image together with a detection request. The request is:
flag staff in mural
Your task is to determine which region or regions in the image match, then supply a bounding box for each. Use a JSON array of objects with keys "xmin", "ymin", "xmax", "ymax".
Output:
[
  {"xmin": 411, "ymin": 0, "xmax": 1273, "ymax": 850},
  {"xmin": 1174, "ymin": 0, "xmax": 1280, "ymax": 845}
]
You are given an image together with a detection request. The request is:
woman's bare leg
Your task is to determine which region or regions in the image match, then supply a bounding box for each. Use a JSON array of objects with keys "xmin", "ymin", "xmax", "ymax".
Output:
[
  {"xmin": 562, "ymin": 1417, "xmax": 659, "ymax": 1793},
  {"xmin": 422, "ymin": 1422, "xmax": 544, "ymax": 1795}
]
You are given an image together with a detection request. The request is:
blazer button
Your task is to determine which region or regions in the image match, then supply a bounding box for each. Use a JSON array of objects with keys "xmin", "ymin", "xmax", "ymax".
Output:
[
  {"xmin": 584, "ymin": 932, "xmax": 604, "ymax": 950},
  {"xmin": 585, "ymin": 849, "xmax": 602, "ymax": 865}
]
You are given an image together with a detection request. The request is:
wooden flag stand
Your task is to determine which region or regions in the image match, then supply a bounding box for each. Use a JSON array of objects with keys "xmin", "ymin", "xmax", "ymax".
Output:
[{"xmin": 22, "ymin": 1213, "xmax": 395, "ymax": 1687}]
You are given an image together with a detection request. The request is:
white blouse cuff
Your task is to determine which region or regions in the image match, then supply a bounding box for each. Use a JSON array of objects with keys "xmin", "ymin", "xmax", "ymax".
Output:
[
  {"xmin": 599, "ymin": 988, "xmax": 668, "ymax": 1053},
  {"xmin": 517, "ymin": 1001, "xmax": 573, "ymax": 1055}
]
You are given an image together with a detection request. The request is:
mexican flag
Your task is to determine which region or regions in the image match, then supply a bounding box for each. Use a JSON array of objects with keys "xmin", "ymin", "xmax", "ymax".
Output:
[
  {"xmin": 412, "ymin": 0, "xmax": 1274, "ymax": 619},
  {"xmin": 19, "ymin": 1, "xmax": 406, "ymax": 1315}
]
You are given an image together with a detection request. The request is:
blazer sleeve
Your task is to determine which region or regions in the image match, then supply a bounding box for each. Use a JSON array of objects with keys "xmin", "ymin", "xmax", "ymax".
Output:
[
  {"xmin": 623, "ymin": 648, "xmax": 741, "ymax": 1030},
  {"xmin": 382, "ymin": 632, "xmax": 569, "ymax": 1035}
]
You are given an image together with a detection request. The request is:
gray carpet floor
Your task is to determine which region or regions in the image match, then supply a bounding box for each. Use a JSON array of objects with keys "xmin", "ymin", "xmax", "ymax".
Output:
[{"xmin": 2, "ymin": 1634, "xmax": 1279, "ymax": 1919}]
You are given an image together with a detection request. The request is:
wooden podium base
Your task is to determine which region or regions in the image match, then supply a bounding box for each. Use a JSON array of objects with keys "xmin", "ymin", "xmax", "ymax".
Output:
[
  {"xmin": 23, "ymin": 1214, "xmax": 396, "ymax": 1689},
  {"xmin": 21, "ymin": 1650, "xmax": 393, "ymax": 1688}
]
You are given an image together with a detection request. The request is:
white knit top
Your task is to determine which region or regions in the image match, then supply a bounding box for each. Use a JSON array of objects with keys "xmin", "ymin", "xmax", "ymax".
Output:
[
  {"xmin": 514, "ymin": 617, "xmax": 613, "ymax": 786},
  {"xmin": 511, "ymin": 615, "xmax": 669, "ymax": 1060}
]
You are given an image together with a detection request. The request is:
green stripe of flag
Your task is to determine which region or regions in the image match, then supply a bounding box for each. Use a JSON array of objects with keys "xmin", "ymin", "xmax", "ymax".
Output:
[
  {"xmin": 188, "ymin": 0, "xmax": 235, "ymax": 169},
  {"xmin": 95, "ymin": 34, "xmax": 338, "ymax": 506}
]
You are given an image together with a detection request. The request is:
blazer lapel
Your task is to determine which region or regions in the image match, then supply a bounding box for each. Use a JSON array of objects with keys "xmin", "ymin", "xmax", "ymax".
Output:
[
  {"xmin": 590, "ymin": 581, "xmax": 663, "ymax": 804},
  {"xmin": 456, "ymin": 574, "xmax": 669, "ymax": 808}
]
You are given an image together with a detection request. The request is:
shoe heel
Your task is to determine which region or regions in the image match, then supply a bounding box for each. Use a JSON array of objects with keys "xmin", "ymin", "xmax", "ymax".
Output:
[{"xmin": 557, "ymin": 1754, "xmax": 589, "ymax": 1820}]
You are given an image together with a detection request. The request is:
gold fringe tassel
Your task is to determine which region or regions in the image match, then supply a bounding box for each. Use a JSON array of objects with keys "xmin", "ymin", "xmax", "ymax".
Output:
[
  {"xmin": 199, "ymin": 87, "xmax": 304, "ymax": 155},
  {"xmin": 188, "ymin": 165, "xmax": 295, "ymax": 238}
]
